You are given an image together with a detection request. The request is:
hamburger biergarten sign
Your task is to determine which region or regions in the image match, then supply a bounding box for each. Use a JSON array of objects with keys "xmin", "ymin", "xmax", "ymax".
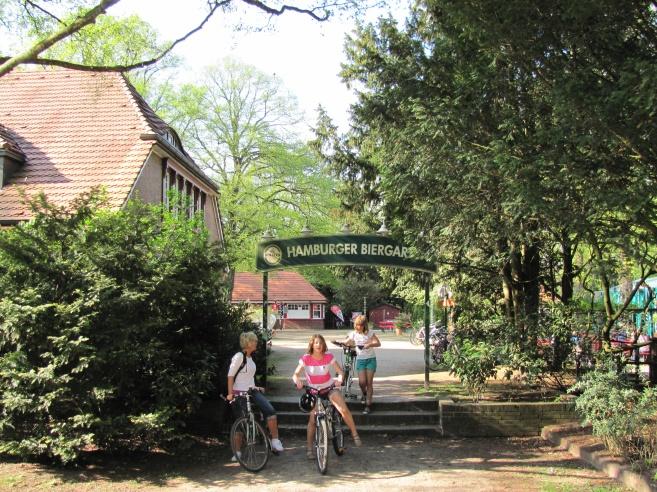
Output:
[{"xmin": 256, "ymin": 234, "xmax": 435, "ymax": 273}]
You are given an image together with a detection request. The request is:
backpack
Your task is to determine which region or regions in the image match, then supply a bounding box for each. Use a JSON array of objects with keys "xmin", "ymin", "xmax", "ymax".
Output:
[
  {"xmin": 217, "ymin": 351, "xmax": 248, "ymax": 430},
  {"xmin": 231, "ymin": 351, "xmax": 248, "ymax": 382}
]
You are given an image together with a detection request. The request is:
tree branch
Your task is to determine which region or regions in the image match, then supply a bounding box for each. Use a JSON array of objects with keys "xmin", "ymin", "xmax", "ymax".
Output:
[
  {"xmin": 0, "ymin": 0, "xmax": 231, "ymax": 76},
  {"xmin": 240, "ymin": 0, "xmax": 330, "ymax": 21},
  {"xmin": 0, "ymin": 0, "xmax": 122, "ymax": 77}
]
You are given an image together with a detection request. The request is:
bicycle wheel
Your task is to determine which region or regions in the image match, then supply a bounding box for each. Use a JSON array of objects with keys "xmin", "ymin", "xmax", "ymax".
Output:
[
  {"xmin": 231, "ymin": 416, "xmax": 270, "ymax": 472},
  {"xmin": 409, "ymin": 328, "xmax": 422, "ymax": 345},
  {"xmin": 429, "ymin": 347, "xmax": 443, "ymax": 371},
  {"xmin": 314, "ymin": 415, "xmax": 329, "ymax": 474},
  {"xmin": 342, "ymin": 365, "xmax": 351, "ymax": 396},
  {"xmin": 331, "ymin": 407, "xmax": 345, "ymax": 456}
]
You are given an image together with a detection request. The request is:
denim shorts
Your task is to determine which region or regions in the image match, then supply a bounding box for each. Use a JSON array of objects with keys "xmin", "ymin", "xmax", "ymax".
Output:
[
  {"xmin": 356, "ymin": 357, "xmax": 377, "ymax": 372},
  {"xmin": 232, "ymin": 390, "xmax": 277, "ymax": 420}
]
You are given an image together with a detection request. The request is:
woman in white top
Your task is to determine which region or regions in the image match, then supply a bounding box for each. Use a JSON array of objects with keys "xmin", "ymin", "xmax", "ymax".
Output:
[
  {"xmin": 338, "ymin": 315, "xmax": 381, "ymax": 414},
  {"xmin": 227, "ymin": 331, "xmax": 284, "ymax": 452}
]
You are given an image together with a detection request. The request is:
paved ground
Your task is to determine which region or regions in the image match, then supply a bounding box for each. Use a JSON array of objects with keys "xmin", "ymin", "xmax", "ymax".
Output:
[{"xmin": 0, "ymin": 434, "xmax": 628, "ymax": 491}]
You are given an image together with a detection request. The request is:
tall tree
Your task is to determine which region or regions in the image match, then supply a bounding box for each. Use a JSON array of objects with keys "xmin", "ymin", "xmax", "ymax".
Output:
[
  {"xmin": 319, "ymin": 0, "xmax": 657, "ymax": 351},
  {"xmin": 169, "ymin": 59, "xmax": 341, "ymax": 270}
]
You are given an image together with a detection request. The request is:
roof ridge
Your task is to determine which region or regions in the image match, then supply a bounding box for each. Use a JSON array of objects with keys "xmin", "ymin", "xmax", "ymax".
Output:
[{"xmin": 117, "ymin": 73, "xmax": 163, "ymax": 135}]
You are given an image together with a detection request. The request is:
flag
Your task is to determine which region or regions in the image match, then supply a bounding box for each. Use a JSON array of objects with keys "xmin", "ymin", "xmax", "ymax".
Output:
[{"xmin": 330, "ymin": 305, "xmax": 344, "ymax": 323}]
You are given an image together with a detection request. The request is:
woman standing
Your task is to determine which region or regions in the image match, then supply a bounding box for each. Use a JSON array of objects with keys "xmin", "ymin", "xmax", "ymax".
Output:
[
  {"xmin": 227, "ymin": 331, "xmax": 285, "ymax": 454},
  {"xmin": 339, "ymin": 315, "xmax": 381, "ymax": 414},
  {"xmin": 292, "ymin": 334, "xmax": 361, "ymax": 459}
]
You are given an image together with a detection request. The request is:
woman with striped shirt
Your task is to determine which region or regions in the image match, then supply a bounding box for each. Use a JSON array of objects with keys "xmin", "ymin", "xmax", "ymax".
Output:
[{"xmin": 293, "ymin": 334, "xmax": 361, "ymax": 459}]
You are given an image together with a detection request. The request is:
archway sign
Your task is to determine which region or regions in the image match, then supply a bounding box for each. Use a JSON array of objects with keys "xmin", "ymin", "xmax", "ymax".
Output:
[{"xmin": 256, "ymin": 234, "xmax": 436, "ymax": 389}]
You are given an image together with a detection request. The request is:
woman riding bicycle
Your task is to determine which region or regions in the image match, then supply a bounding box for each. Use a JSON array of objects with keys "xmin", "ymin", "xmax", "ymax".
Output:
[
  {"xmin": 292, "ymin": 334, "xmax": 361, "ymax": 459},
  {"xmin": 227, "ymin": 332, "xmax": 284, "ymax": 455},
  {"xmin": 336, "ymin": 315, "xmax": 381, "ymax": 414}
]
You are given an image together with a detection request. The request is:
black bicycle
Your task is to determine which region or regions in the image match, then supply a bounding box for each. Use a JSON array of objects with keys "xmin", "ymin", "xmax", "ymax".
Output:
[
  {"xmin": 331, "ymin": 341, "xmax": 357, "ymax": 399},
  {"xmin": 223, "ymin": 388, "xmax": 274, "ymax": 472},
  {"xmin": 302, "ymin": 385, "xmax": 345, "ymax": 474},
  {"xmin": 429, "ymin": 330, "xmax": 450, "ymax": 371}
]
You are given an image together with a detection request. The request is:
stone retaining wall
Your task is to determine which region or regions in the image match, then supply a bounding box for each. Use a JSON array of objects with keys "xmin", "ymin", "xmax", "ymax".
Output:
[{"xmin": 440, "ymin": 399, "xmax": 578, "ymax": 437}]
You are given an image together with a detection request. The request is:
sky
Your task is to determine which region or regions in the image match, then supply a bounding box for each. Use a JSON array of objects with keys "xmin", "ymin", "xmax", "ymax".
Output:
[{"xmin": 111, "ymin": 0, "xmax": 409, "ymax": 132}]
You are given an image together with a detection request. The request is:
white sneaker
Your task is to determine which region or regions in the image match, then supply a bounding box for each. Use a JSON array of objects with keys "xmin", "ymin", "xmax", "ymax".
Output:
[
  {"xmin": 271, "ymin": 438, "xmax": 284, "ymax": 452},
  {"xmin": 231, "ymin": 451, "xmax": 241, "ymax": 462}
]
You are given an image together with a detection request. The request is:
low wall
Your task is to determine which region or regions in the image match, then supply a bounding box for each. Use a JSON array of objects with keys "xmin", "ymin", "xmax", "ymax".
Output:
[{"xmin": 440, "ymin": 399, "xmax": 578, "ymax": 437}]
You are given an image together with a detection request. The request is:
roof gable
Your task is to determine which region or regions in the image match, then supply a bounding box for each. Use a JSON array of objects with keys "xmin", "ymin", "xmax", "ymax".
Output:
[
  {"xmin": 231, "ymin": 271, "xmax": 327, "ymax": 303},
  {"xmin": 0, "ymin": 67, "xmax": 213, "ymax": 221}
]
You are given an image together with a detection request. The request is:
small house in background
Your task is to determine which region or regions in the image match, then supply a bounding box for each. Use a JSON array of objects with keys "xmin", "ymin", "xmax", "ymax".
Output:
[
  {"xmin": 231, "ymin": 271, "xmax": 327, "ymax": 330},
  {"xmin": 369, "ymin": 303, "xmax": 401, "ymax": 330}
]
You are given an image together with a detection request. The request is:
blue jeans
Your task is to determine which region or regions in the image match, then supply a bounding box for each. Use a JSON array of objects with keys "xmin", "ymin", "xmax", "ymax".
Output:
[{"xmin": 233, "ymin": 390, "xmax": 277, "ymax": 420}]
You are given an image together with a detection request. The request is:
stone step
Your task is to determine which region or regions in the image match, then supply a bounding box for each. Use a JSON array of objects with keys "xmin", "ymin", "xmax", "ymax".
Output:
[
  {"xmin": 278, "ymin": 423, "xmax": 442, "ymax": 436},
  {"xmin": 269, "ymin": 395, "xmax": 439, "ymax": 413},
  {"xmin": 277, "ymin": 410, "xmax": 439, "ymax": 427}
]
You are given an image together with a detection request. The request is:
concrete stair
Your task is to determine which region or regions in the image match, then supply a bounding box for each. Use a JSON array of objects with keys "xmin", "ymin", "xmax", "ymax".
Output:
[{"xmin": 269, "ymin": 395, "xmax": 441, "ymax": 435}]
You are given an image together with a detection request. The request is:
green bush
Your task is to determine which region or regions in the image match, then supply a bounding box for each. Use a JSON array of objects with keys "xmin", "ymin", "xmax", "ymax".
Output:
[
  {"xmin": 444, "ymin": 339, "xmax": 497, "ymax": 402},
  {"xmin": 0, "ymin": 189, "xmax": 247, "ymax": 463},
  {"xmin": 569, "ymin": 362, "xmax": 657, "ymax": 466}
]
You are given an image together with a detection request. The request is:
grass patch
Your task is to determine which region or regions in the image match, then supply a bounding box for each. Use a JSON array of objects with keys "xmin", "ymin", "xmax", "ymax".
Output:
[
  {"xmin": 415, "ymin": 383, "xmax": 466, "ymax": 398},
  {"xmin": 0, "ymin": 474, "xmax": 23, "ymax": 487},
  {"xmin": 541, "ymin": 482, "xmax": 627, "ymax": 492}
]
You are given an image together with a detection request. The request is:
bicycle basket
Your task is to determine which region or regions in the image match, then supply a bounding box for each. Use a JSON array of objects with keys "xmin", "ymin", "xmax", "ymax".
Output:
[{"xmin": 299, "ymin": 392, "xmax": 317, "ymax": 413}]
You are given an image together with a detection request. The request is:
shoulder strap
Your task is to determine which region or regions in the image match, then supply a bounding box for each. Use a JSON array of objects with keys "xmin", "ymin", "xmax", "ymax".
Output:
[{"xmin": 234, "ymin": 351, "xmax": 247, "ymax": 378}]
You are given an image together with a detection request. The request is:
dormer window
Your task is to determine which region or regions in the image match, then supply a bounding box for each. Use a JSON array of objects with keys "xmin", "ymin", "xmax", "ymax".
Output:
[
  {"xmin": 0, "ymin": 128, "xmax": 25, "ymax": 189},
  {"xmin": 163, "ymin": 128, "xmax": 182, "ymax": 152}
]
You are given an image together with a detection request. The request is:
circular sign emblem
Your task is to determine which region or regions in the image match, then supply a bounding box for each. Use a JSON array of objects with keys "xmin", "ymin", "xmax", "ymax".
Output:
[{"xmin": 263, "ymin": 245, "xmax": 283, "ymax": 266}]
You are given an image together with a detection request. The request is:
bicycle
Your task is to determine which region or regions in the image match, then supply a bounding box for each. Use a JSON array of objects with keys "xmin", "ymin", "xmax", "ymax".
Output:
[
  {"xmin": 409, "ymin": 323, "xmax": 444, "ymax": 345},
  {"xmin": 222, "ymin": 388, "xmax": 275, "ymax": 472},
  {"xmin": 331, "ymin": 340, "xmax": 357, "ymax": 399},
  {"xmin": 301, "ymin": 385, "xmax": 345, "ymax": 475},
  {"xmin": 428, "ymin": 330, "xmax": 450, "ymax": 371}
]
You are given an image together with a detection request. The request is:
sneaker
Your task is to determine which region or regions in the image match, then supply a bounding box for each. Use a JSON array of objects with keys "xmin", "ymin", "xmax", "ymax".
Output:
[
  {"xmin": 271, "ymin": 438, "xmax": 284, "ymax": 452},
  {"xmin": 360, "ymin": 395, "xmax": 366, "ymax": 403},
  {"xmin": 231, "ymin": 451, "xmax": 241, "ymax": 462},
  {"xmin": 362, "ymin": 406, "xmax": 370, "ymax": 415}
]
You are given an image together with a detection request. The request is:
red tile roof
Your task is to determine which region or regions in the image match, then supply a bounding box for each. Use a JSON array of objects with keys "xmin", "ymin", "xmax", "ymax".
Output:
[
  {"xmin": 0, "ymin": 67, "xmax": 209, "ymax": 221},
  {"xmin": 0, "ymin": 124, "xmax": 24, "ymax": 157},
  {"xmin": 231, "ymin": 271, "xmax": 327, "ymax": 303}
]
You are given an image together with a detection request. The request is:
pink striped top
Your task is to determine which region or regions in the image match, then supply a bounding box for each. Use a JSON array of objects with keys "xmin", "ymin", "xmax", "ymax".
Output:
[{"xmin": 300, "ymin": 353, "xmax": 334, "ymax": 389}]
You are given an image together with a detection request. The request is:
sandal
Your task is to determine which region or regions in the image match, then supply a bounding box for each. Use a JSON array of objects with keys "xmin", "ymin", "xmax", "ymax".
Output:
[
  {"xmin": 352, "ymin": 434, "xmax": 362, "ymax": 447},
  {"xmin": 306, "ymin": 449, "xmax": 314, "ymax": 460}
]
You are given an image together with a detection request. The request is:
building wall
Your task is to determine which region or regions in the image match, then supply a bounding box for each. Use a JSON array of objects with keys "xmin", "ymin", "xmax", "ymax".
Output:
[
  {"xmin": 131, "ymin": 150, "xmax": 222, "ymax": 243},
  {"xmin": 369, "ymin": 305, "xmax": 400, "ymax": 327},
  {"xmin": 282, "ymin": 319, "xmax": 325, "ymax": 330},
  {"xmin": 131, "ymin": 151, "xmax": 162, "ymax": 203}
]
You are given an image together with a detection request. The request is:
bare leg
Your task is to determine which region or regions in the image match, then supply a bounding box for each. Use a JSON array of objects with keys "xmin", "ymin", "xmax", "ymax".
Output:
[
  {"xmin": 266, "ymin": 416, "xmax": 279, "ymax": 440},
  {"xmin": 358, "ymin": 370, "xmax": 368, "ymax": 398},
  {"xmin": 329, "ymin": 391, "xmax": 358, "ymax": 438},
  {"xmin": 306, "ymin": 411, "xmax": 316, "ymax": 451},
  {"xmin": 365, "ymin": 370, "xmax": 375, "ymax": 405}
]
